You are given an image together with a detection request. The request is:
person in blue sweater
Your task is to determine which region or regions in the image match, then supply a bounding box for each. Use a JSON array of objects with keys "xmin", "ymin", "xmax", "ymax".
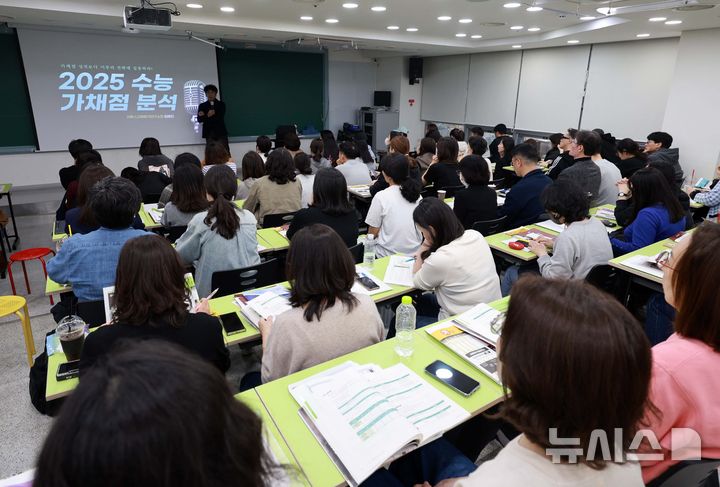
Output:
[
  {"xmin": 497, "ymin": 143, "xmax": 552, "ymax": 229},
  {"xmin": 610, "ymin": 167, "xmax": 686, "ymax": 256}
]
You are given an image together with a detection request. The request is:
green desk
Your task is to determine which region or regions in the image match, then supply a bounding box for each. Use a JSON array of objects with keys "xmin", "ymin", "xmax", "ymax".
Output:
[
  {"xmin": 257, "ymin": 228, "xmax": 290, "ymax": 252},
  {"xmin": 46, "ymin": 277, "xmax": 71, "ymax": 296},
  {"xmin": 236, "ymin": 390, "xmax": 311, "ymax": 486},
  {"xmin": 485, "ymin": 224, "xmax": 559, "ymax": 263},
  {"xmin": 138, "ymin": 203, "xmax": 161, "ymax": 229},
  {"xmin": 347, "ymin": 184, "xmax": 371, "ymax": 200},
  {"xmin": 46, "ymin": 347, "xmax": 78, "ymax": 401},
  {"xmin": 255, "ymin": 298, "xmax": 508, "ymax": 487},
  {"xmin": 233, "ymin": 199, "xmax": 246, "ymax": 209},
  {"xmin": 608, "ymin": 237, "xmax": 677, "ymax": 286}
]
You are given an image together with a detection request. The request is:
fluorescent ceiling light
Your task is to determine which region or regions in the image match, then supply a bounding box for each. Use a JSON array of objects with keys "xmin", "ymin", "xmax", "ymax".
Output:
[
  {"xmin": 567, "ymin": 39, "xmax": 579, "ymax": 43},
  {"xmin": 471, "ymin": 34, "xmax": 483, "ymax": 38},
  {"xmin": 406, "ymin": 27, "xmax": 418, "ymax": 32},
  {"xmin": 636, "ymin": 33, "xmax": 651, "ymax": 37},
  {"xmin": 220, "ymin": 6, "xmax": 234, "ymax": 12},
  {"xmin": 510, "ymin": 25, "xmax": 524, "ymax": 30},
  {"xmin": 387, "ymin": 25, "xmax": 399, "ymax": 30},
  {"xmin": 371, "ymin": 6, "xmax": 387, "ymax": 11},
  {"xmin": 325, "ymin": 18, "xmax": 339, "ymax": 23},
  {"xmin": 528, "ymin": 27, "xmax": 541, "ymax": 31},
  {"xmin": 438, "ymin": 15, "xmax": 452, "ymax": 20},
  {"xmin": 649, "ymin": 16, "xmax": 667, "ymax": 21},
  {"xmin": 580, "ymin": 15, "xmax": 596, "ymax": 20},
  {"xmin": 459, "ymin": 18, "xmax": 473, "ymax": 23},
  {"xmin": 300, "ymin": 16, "xmax": 313, "ymax": 20},
  {"xmin": 186, "ymin": 3, "xmax": 202, "ymax": 8},
  {"xmin": 456, "ymin": 33, "xmax": 467, "ymax": 37},
  {"xmin": 342, "ymin": 3, "xmax": 359, "ymax": 8},
  {"xmin": 504, "ymin": 2, "xmax": 522, "ymax": 7},
  {"xmin": 512, "ymin": 44, "xmax": 522, "ymax": 48},
  {"xmin": 526, "ymin": 6, "xmax": 543, "ymax": 11},
  {"xmin": 665, "ymin": 19, "xmax": 682, "ymax": 24}
]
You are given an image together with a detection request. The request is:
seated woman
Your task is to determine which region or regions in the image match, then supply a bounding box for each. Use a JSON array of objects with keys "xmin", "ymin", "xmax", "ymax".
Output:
[
  {"xmin": 294, "ymin": 152, "xmax": 315, "ymax": 208},
  {"xmin": 176, "ymin": 165, "xmax": 260, "ymax": 297},
  {"xmin": 494, "ymin": 136, "xmax": 518, "ymax": 187},
  {"xmin": 453, "ymin": 155, "xmax": 498, "ymax": 229},
  {"xmin": 158, "ymin": 153, "xmax": 202, "ymax": 207},
  {"xmin": 236, "ymin": 151, "xmax": 266, "ymax": 201},
  {"xmin": 687, "ymin": 161, "xmax": 720, "ymax": 221},
  {"xmin": 243, "ymin": 148, "xmax": 302, "ymax": 226},
  {"xmin": 57, "ymin": 149, "xmax": 102, "ymax": 221},
  {"xmin": 137, "ymin": 137, "xmax": 174, "ymax": 176},
  {"xmin": 120, "ymin": 166, "xmax": 171, "ymax": 203},
  {"xmin": 529, "ymin": 179, "xmax": 613, "ymax": 279},
  {"xmin": 366, "ymin": 153, "xmax": 423, "ymax": 257},
  {"xmin": 286, "ymin": 168, "xmax": 359, "ymax": 247},
  {"xmin": 161, "ymin": 164, "xmax": 209, "ymax": 227},
  {"xmin": 320, "ymin": 129, "xmax": 340, "ymax": 164},
  {"xmin": 411, "ymin": 197, "xmax": 501, "ymax": 324},
  {"xmin": 64, "ymin": 164, "xmax": 115, "ymax": 234},
  {"xmin": 615, "ymin": 138, "xmax": 647, "ymax": 179},
  {"xmin": 256, "ymin": 134, "xmax": 272, "ymax": 163},
  {"xmin": 79, "ymin": 234, "xmax": 230, "ymax": 373},
  {"xmin": 450, "ymin": 128, "xmax": 468, "ymax": 160},
  {"xmin": 642, "ymin": 223, "xmax": 720, "ymax": 484},
  {"xmin": 422, "ymin": 136, "xmax": 462, "ymax": 190},
  {"xmin": 36, "ymin": 342, "xmax": 278, "ymax": 486},
  {"xmin": 260, "ymin": 224, "xmax": 384, "ymax": 382},
  {"xmin": 370, "ymin": 135, "xmax": 420, "ymax": 196},
  {"xmin": 309, "ymin": 137, "xmax": 332, "ymax": 173},
  {"xmin": 416, "ymin": 137, "xmax": 436, "ymax": 171},
  {"xmin": 611, "ymin": 167, "xmax": 685, "ymax": 255},
  {"xmin": 202, "ymin": 142, "xmax": 236, "ymax": 176}
]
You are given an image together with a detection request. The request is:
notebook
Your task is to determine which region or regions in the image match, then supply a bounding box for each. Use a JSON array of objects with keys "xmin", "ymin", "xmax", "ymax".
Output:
[
  {"xmin": 453, "ymin": 303, "xmax": 504, "ymax": 347},
  {"xmin": 234, "ymin": 286, "xmax": 292, "ymax": 328},
  {"xmin": 383, "ymin": 255, "xmax": 415, "ymax": 287},
  {"xmin": 289, "ymin": 361, "xmax": 470, "ymax": 486}
]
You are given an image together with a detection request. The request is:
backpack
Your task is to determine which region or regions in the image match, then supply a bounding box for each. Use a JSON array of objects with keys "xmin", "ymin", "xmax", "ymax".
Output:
[{"xmin": 28, "ymin": 331, "xmax": 64, "ymax": 416}]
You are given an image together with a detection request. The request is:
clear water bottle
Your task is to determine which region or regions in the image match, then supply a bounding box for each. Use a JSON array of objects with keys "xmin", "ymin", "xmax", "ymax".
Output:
[
  {"xmin": 394, "ymin": 296, "xmax": 416, "ymax": 357},
  {"xmin": 363, "ymin": 234, "xmax": 376, "ymax": 268}
]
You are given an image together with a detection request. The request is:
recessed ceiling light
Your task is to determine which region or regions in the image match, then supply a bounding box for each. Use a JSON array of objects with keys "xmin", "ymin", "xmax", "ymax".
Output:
[
  {"xmin": 438, "ymin": 15, "xmax": 452, "ymax": 20},
  {"xmin": 504, "ymin": 2, "xmax": 522, "ymax": 7},
  {"xmin": 471, "ymin": 34, "xmax": 483, "ymax": 38},
  {"xmin": 186, "ymin": 3, "xmax": 203, "ymax": 8},
  {"xmin": 371, "ymin": 6, "xmax": 386, "ymax": 12},
  {"xmin": 326, "ymin": 18, "xmax": 339, "ymax": 23},
  {"xmin": 342, "ymin": 2, "xmax": 358, "ymax": 8},
  {"xmin": 526, "ymin": 6, "xmax": 543, "ymax": 11},
  {"xmin": 580, "ymin": 15, "xmax": 596, "ymax": 20},
  {"xmin": 596, "ymin": 7, "xmax": 617, "ymax": 15},
  {"xmin": 527, "ymin": 27, "xmax": 540, "ymax": 31},
  {"xmin": 567, "ymin": 39, "xmax": 579, "ymax": 43},
  {"xmin": 510, "ymin": 25, "xmax": 524, "ymax": 30},
  {"xmin": 665, "ymin": 19, "xmax": 682, "ymax": 24},
  {"xmin": 459, "ymin": 18, "xmax": 473, "ymax": 23},
  {"xmin": 456, "ymin": 33, "xmax": 467, "ymax": 37},
  {"xmin": 406, "ymin": 27, "xmax": 418, "ymax": 32},
  {"xmin": 636, "ymin": 33, "xmax": 651, "ymax": 37},
  {"xmin": 220, "ymin": 6, "xmax": 235, "ymax": 12},
  {"xmin": 649, "ymin": 16, "xmax": 667, "ymax": 21},
  {"xmin": 300, "ymin": 15, "xmax": 313, "ymax": 20},
  {"xmin": 512, "ymin": 44, "xmax": 522, "ymax": 48},
  {"xmin": 387, "ymin": 25, "xmax": 399, "ymax": 30}
]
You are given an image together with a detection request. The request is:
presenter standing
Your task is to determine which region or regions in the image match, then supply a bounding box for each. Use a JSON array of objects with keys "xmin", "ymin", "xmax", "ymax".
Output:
[{"xmin": 197, "ymin": 84, "xmax": 229, "ymax": 151}]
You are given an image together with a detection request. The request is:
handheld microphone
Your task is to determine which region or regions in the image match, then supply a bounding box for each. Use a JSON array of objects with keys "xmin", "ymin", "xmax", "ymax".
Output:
[{"xmin": 183, "ymin": 80, "xmax": 206, "ymax": 134}]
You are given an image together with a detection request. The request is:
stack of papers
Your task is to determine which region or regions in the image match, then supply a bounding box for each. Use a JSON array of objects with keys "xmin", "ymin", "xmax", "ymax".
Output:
[
  {"xmin": 383, "ymin": 255, "xmax": 415, "ymax": 287},
  {"xmin": 144, "ymin": 203, "xmax": 164, "ymax": 224},
  {"xmin": 621, "ymin": 254, "xmax": 664, "ymax": 279},
  {"xmin": 536, "ymin": 219, "xmax": 566, "ymax": 234},
  {"xmin": 234, "ymin": 286, "xmax": 291, "ymax": 328},
  {"xmin": 454, "ymin": 303, "xmax": 504, "ymax": 346},
  {"xmin": 594, "ymin": 208, "xmax": 616, "ymax": 221},
  {"xmin": 349, "ymin": 185, "xmax": 372, "ymax": 197},
  {"xmin": 289, "ymin": 361, "xmax": 470, "ymax": 485}
]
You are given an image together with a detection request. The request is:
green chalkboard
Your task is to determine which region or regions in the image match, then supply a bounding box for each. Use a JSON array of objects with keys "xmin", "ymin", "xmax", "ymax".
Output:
[
  {"xmin": 217, "ymin": 48, "xmax": 324, "ymax": 137},
  {"xmin": 0, "ymin": 30, "xmax": 37, "ymax": 148}
]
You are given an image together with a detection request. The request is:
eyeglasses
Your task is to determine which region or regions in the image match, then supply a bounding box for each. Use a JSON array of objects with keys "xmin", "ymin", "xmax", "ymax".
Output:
[
  {"xmin": 654, "ymin": 249, "xmax": 675, "ymax": 271},
  {"xmin": 561, "ymin": 135, "xmax": 570, "ymax": 140}
]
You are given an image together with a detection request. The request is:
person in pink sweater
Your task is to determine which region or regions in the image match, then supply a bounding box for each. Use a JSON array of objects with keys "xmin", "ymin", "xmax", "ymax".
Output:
[{"xmin": 642, "ymin": 223, "xmax": 720, "ymax": 483}]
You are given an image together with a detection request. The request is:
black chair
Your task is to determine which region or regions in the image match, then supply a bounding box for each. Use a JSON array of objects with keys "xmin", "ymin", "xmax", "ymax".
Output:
[
  {"xmin": 211, "ymin": 258, "xmax": 284, "ymax": 297},
  {"xmin": 76, "ymin": 300, "xmax": 108, "ymax": 327},
  {"xmin": 349, "ymin": 243, "xmax": 364, "ymax": 265},
  {"xmin": 155, "ymin": 225, "xmax": 188, "ymax": 244},
  {"xmin": 585, "ymin": 264, "xmax": 618, "ymax": 296},
  {"xmin": 654, "ymin": 459, "xmax": 720, "ymax": 487},
  {"xmin": 472, "ymin": 216, "xmax": 507, "ymax": 237},
  {"xmin": 488, "ymin": 177, "xmax": 505, "ymax": 187},
  {"xmin": 142, "ymin": 193, "xmax": 162, "ymax": 204},
  {"xmin": 437, "ymin": 185, "xmax": 466, "ymax": 198},
  {"xmin": 262, "ymin": 212, "xmax": 297, "ymax": 229}
]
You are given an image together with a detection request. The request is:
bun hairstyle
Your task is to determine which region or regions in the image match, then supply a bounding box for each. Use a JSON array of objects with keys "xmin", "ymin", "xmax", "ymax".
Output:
[{"xmin": 381, "ymin": 153, "xmax": 421, "ymax": 203}]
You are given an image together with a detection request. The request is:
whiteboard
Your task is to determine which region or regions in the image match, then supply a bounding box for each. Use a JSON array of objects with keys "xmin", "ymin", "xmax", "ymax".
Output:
[
  {"xmin": 465, "ymin": 51, "xmax": 522, "ymax": 127},
  {"xmin": 582, "ymin": 38, "xmax": 678, "ymax": 140},
  {"xmin": 420, "ymin": 55, "xmax": 470, "ymax": 123},
  {"xmin": 515, "ymin": 46, "xmax": 590, "ymax": 133}
]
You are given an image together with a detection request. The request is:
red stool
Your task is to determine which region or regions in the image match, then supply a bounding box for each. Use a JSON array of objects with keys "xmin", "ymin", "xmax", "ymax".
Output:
[{"xmin": 8, "ymin": 247, "xmax": 56, "ymax": 305}]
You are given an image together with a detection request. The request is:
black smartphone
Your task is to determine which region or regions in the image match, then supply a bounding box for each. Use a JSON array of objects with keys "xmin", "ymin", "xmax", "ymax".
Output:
[
  {"xmin": 357, "ymin": 275, "xmax": 380, "ymax": 291},
  {"xmin": 424, "ymin": 360, "xmax": 480, "ymax": 397},
  {"xmin": 601, "ymin": 219, "xmax": 616, "ymax": 228},
  {"xmin": 56, "ymin": 361, "xmax": 80, "ymax": 381},
  {"xmin": 219, "ymin": 312, "xmax": 246, "ymax": 335}
]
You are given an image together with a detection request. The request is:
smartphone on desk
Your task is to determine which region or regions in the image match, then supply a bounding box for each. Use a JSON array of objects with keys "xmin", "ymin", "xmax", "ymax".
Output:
[
  {"xmin": 356, "ymin": 275, "xmax": 380, "ymax": 291},
  {"xmin": 219, "ymin": 312, "xmax": 246, "ymax": 335},
  {"xmin": 56, "ymin": 361, "xmax": 80, "ymax": 381},
  {"xmin": 425, "ymin": 360, "xmax": 480, "ymax": 397}
]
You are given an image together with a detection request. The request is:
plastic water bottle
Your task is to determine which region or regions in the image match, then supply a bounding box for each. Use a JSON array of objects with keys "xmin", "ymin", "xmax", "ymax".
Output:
[
  {"xmin": 363, "ymin": 234, "xmax": 376, "ymax": 268},
  {"xmin": 394, "ymin": 296, "xmax": 416, "ymax": 357}
]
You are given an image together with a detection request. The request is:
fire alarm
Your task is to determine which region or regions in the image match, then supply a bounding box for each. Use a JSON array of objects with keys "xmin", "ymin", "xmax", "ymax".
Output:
[{"xmin": 408, "ymin": 99, "xmax": 415, "ymax": 106}]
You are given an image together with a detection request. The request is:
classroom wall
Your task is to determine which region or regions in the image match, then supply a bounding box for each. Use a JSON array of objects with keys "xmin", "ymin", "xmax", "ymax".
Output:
[
  {"xmin": 327, "ymin": 50, "xmax": 376, "ymax": 134},
  {"xmin": 375, "ymin": 56, "xmax": 425, "ymax": 148}
]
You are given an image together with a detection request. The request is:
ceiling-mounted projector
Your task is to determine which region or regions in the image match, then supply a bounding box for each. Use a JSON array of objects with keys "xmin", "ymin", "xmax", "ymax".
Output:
[{"xmin": 123, "ymin": 5, "xmax": 172, "ymax": 31}]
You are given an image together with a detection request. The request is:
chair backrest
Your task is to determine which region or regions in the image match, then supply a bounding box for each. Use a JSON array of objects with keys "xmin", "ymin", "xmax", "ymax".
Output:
[
  {"xmin": 585, "ymin": 264, "xmax": 618, "ymax": 296},
  {"xmin": 657, "ymin": 459, "xmax": 720, "ymax": 487},
  {"xmin": 472, "ymin": 216, "xmax": 507, "ymax": 237},
  {"xmin": 76, "ymin": 300, "xmax": 107, "ymax": 327},
  {"xmin": 438, "ymin": 185, "xmax": 466, "ymax": 198},
  {"xmin": 143, "ymin": 193, "xmax": 162, "ymax": 204},
  {"xmin": 348, "ymin": 243, "xmax": 364, "ymax": 264},
  {"xmin": 211, "ymin": 258, "xmax": 284, "ymax": 297},
  {"xmin": 167, "ymin": 225, "xmax": 188, "ymax": 243},
  {"xmin": 262, "ymin": 211, "xmax": 297, "ymax": 229}
]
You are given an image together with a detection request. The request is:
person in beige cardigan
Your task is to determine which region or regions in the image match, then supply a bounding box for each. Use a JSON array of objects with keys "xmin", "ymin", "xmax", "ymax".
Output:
[{"xmin": 243, "ymin": 148, "xmax": 301, "ymax": 226}]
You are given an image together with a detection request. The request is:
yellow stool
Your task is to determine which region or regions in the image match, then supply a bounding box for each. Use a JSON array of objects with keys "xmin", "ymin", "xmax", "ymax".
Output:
[{"xmin": 0, "ymin": 295, "xmax": 35, "ymax": 366}]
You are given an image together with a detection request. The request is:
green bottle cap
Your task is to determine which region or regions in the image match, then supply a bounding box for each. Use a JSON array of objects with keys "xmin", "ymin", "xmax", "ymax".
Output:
[{"xmin": 401, "ymin": 296, "xmax": 412, "ymax": 305}]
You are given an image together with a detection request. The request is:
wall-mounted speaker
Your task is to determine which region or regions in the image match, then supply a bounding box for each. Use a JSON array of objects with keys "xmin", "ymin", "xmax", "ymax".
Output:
[{"xmin": 409, "ymin": 57, "xmax": 423, "ymax": 85}]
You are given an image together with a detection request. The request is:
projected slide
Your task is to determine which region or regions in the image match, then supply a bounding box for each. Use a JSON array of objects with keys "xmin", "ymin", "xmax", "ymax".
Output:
[{"xmin": 17, "ymin": 28, "xmax": 219, "ymax": 151}]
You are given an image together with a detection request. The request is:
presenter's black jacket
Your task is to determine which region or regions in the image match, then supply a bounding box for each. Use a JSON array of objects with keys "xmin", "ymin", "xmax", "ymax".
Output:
[{"xmin": 198, "ymin": 99, "xmax": 228, "ymax": 139}]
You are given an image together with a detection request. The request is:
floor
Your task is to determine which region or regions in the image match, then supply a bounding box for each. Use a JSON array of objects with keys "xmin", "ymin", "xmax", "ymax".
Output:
[{"xmin": 0, "ymin": 211, "xmax": 260, "ymax": 479}]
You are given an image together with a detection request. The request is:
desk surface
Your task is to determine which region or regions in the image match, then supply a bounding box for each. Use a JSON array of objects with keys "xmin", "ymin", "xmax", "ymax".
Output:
[
  {"xmin": 0, "ymin": 183, "xmax": 11, "ymax": 194},
  {"xmin": 46, "ymin": 347, "xmax": 77, "ymax": 401},
  {"xmin": 255, "ymin": 297, "xmax": 508, "ymax": 487},
  {"xmin": 608, "ymin": 234, "xmax": 683, "ymax": 284},
  {"xmin": 348, "ymin": 184, "xmax": 372, "ymax": 199}
]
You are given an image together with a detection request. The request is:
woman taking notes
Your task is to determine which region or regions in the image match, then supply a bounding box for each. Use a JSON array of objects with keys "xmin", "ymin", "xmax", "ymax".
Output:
[
  {"xmin": 80, "ymin": 235, "xmax": 230, "ymax": 373},
  {"xmin": 260, "ymin": 224, "xmax": 384, "ymax": 382},
  {"xmin": 412, "ymin": 197, "xmax": 501, "ymax": 322},
  {"xmin": 365, "ymin": 153, "xmax": 422, "ymax": 257},
  {"xmin": 176, "ymin": 165, "xmax": 260, "ymax": 297}
]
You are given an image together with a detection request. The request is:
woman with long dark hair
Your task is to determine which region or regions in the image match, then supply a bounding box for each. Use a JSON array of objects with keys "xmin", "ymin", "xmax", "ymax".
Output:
[
  {"xmin": 422, "ymin": 136, "xmax": 462, "ymax": 189},
  {"xmin": 243, "ymin": 148, "xmax": 302, "ymax": 225},
  {"xmin": 202, "ymin": 142, "xmax": 236, "ymax": 175},
  {"xmin": 79, "ymin": 235, "xmax": 230, "ymax": 373},
  {"xmin": 137, "ymin": 137, "xmax": 174, "ymax": 176},
  {"xmin": 615, "ymin": 138, "xmax": 647, "ymax": 178},
  {"xmin": 176, "ymin": 165, "xmax": 260, "ymax": 296},
  {"xmin": 320, "ymin": 129, "xmax": 340, "ymax": 164},
  {"xmin": 260, "ymin": 224, "xmax": 383, "ymax": 382},
  {"xmin": 366, "ymin": 153, "xmax": 422, "ymax": 257},
  {"xmin": 161, "ymin": 164, "xmax": 209, "ymax": 227},
  {"xmin": 309, "ymin": 137, "xmax": 332, "ymax": 173},
  {"xmin": 236, "ymin": 151, "xmax": 266, "ymax": 200}
]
